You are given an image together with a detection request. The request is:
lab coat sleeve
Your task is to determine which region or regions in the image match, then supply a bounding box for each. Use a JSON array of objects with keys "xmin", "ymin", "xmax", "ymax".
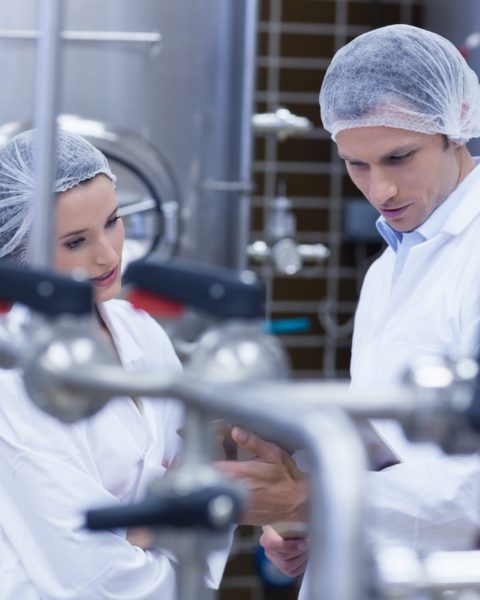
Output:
[
  {"xmin": 365, "ymin": 436, "xmax": 480, "ymax": 551},
  {"xmin": 0, "ymin": 360, "xmax": 199, "ymax": 600},
  {"xmin": 0, "ymin": 391, "xmax": 179, "ymax": 600}
]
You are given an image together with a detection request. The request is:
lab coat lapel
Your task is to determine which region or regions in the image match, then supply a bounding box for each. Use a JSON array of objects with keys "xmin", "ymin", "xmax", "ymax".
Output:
[{"xmin": 371, "ymin": 233, "xmax": 451, "ymax": 340}]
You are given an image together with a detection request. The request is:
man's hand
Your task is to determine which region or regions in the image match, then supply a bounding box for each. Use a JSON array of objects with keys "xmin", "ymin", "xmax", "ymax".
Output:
[
  {"xmin": 260, "ymin": 525, "xmax": 309, "ymax": 577},
  {"xmin": 216, "ymin": 427, "xmax": 309, "ymax": 526}
]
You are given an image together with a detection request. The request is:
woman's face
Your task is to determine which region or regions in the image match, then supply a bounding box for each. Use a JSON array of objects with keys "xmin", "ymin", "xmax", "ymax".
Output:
[{"xmin": 55, "ymin": 174, "xmax": 124, "ymax": 303}]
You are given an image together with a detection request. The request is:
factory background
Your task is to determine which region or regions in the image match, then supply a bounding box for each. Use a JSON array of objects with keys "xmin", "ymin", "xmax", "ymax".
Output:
[{"xmin": 2, "ymin": 0, "xmax": 479, "ymax": 597}]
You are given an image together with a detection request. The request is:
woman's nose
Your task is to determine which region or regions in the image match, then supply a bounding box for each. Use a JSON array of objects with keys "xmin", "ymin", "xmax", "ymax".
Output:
[{"xmin": 94, "ymin": 239, "xmax": 118, "ymax": 265}]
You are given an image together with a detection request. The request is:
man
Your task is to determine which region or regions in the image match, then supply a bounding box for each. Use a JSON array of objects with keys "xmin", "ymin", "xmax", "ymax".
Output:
[{"xmin": 217, "ymin": 23, "xmax": 480, "ymax": 585}]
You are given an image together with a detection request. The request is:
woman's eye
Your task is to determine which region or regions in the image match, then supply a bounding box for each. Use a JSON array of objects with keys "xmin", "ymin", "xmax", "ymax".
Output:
[
  {"xmin": 64, "ymin": 237, "xmax": 85, "ymax": 250},
  {"xmin": 106, "ymin": 216, "xmax": 120, "ymax": 229}
]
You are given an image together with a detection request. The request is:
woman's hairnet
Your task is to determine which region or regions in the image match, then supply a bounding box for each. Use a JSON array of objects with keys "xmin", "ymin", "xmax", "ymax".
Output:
[
  {"xmin": 0, "ymin": 129, "xmax": 116, "ymax": 263},
  {"xmin": 320, "ymin": 24, "xmax": 480, "ymax": 144}
]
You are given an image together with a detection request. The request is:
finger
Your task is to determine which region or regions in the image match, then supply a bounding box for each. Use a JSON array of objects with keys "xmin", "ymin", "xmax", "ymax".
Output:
[
  {"xmin": 215, "ymin": 460, "xmax": 248, "ymax": 477},
  {"xmin": 264, "ymin": 550, "xmax": 309, "ymax": 577},
  {"xmin": 126, "ymin": 527, "xmax": 155, "ymax": 550},
  {"xmin": 222, "ymin": 437, "xmax": 238, "ymax": 460},
  {"xmin": 260, "ymin": 526, "xmax": 308, "ymax": 554},
  {"xmin": 231, "ymin": 427, "xmax": 284, "ymax": 462}
]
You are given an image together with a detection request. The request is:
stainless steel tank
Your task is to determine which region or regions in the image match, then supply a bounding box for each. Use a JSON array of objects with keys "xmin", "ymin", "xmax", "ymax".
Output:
[{"xmin": 0, "ymin": 0, "xmax": 257, "ymax": 269}]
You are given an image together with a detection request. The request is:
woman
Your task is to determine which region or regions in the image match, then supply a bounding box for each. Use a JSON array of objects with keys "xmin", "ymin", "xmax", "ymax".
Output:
[{"xmin": 0, "ymin": 129, "xmax": 226, "ymax": 599}]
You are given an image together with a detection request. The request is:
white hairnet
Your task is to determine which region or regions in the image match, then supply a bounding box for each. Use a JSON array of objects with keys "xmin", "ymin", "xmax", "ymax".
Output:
[
  {"xmin": 320, "ymin": 24, "xmax": 480, "ymax": 144},
  {"xmin": 0, "ymin": 129, "xmax": 116, "ymax": 263}
]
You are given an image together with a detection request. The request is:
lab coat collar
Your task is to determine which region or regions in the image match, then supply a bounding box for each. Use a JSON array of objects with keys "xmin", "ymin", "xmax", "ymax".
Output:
[
  {"xmin": 442, "ymin": 158, "xmax": 480, "ymax": 236},
  {"xmin": 96, "ymin": 300, "xmax": 144, "ymax": 368},
  {"xmin": 376, "ymin": 158, "xmax": 480, "ymax": 248}
]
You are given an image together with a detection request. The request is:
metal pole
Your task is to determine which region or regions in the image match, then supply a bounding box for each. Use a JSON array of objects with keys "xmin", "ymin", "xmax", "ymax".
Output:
[
  {"xmin": 39, "ymin": 363, "xmax": 368, "ymax": 600},
  {"xmin": 233, "ymin": 0, "xmax": 258, "ymax": 270},
  {"xmin": 30, "ymin": 0, "xmax": 64, "ymax": 268},
  {"xmin": 0, "ymin": 29, "xmax": 162, "ymax": 46}
]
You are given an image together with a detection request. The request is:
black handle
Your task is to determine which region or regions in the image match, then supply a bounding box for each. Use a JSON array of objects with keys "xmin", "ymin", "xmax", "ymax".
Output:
[
  {"xmin": 0, "ymin": 262, "xmax": 93, "ymax": 316},
  {"xmin": 123, "ymin": 259, "xmax": 265, "ymax": 319},
  {"xmin": 86, "ymin": 486, "xmax": 242, "ymax": 531}
]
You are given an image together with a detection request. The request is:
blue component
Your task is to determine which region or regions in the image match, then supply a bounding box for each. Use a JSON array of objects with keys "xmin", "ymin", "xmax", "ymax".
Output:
[
  {"xmin": 264, "ymin": 317, "xmax": 311, "ymax": 334},
  {"xmin": 254, "ymin": 545, "xmax": 297, "ymax": 588}
]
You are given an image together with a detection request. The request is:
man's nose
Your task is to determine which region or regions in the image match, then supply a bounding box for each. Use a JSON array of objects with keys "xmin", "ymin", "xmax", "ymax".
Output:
[{"xmin": 368, "ymin": 169, "xmax": 397, "ymax": 206}]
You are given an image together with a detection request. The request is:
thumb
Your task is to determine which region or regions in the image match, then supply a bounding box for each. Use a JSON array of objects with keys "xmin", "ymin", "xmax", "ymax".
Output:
[{"xmin": 232, "ymin": 427, "xmax": 284, "ymax": 462}]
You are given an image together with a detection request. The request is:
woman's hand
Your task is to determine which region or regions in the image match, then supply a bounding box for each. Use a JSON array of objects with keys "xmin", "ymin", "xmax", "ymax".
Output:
[
  {"xmin": 126, "ymin": 527, "xmax": 155, "ymax": 550},
  {"xmin": 260, "ymin": 525, "xmax": 309, "ymax": 577}
]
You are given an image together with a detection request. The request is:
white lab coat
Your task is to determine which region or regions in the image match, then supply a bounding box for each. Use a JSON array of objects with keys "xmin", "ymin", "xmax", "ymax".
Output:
[
  {"xmin": 351, "ymin": 170, "xmax": 480, "ymax": 552},
  {"xmin": 299, "ymin": 171, "xmax": 480, "ymax": 599},
  {"xmin": 0, "ymin": 299, "xmax": 228, "ymax": 599}
]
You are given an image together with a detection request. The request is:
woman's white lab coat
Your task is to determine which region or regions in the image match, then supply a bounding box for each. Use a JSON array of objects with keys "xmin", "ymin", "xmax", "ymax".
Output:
[{"xmin": 0, "ymin": 299, "xmax": 227, "ymax": 599}]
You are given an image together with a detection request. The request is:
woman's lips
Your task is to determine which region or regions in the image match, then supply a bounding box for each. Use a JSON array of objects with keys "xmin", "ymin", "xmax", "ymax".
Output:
[
  {"xmin": 90, "ymin": 265, "xmax": 118, "ymax": 288},
  {"xmin": 380, "ymin": 205, "xmax": 409, "ymax": 219}
]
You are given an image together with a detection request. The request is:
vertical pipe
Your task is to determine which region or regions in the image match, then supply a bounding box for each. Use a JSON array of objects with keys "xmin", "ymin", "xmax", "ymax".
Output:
[
  {"xmin": 233, "ymin": 0, "xmax": 258, "ymax": 270},
  {"xmin": 301, "ymin": 409, "xmax": 367, "ymax": 600},
  {"xmin": 175, "ymin": 380, "xmax": 368, "ymax": 600},
  {"xmin": 30, "ymin": 0, "xmax": 64, "ymax": 268}
]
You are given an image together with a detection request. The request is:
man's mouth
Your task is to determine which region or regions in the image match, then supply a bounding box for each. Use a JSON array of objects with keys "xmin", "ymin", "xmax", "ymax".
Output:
[{"xmin": 380, "ymin": 205, "xmax": 410, "ymax": 219}]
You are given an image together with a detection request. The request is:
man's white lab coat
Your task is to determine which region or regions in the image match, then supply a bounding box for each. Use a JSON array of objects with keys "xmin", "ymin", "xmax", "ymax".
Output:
[
  {"xmin": 299, "ymin": 166, "xmax": 480, "ymax": 599},
  {"xmin": 351, "ymin": 166, "xmax": 480, "ymax": 552},
  {"xmin": 0, "ymin": 300, "xmax": 227, "ymax": 599}
]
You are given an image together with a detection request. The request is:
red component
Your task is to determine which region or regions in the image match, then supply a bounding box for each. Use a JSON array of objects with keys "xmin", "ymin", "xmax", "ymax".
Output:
[
  {"xmin": 0, "ymin": 300, "xmax": 11, "ymax": 314},
  {"xmin": 126, "ymin": 289, "xmax": 185, "ymax": 318},
  {"xmin": 460, "ymin": 46, "xmax": 470, "ymax": 59}
]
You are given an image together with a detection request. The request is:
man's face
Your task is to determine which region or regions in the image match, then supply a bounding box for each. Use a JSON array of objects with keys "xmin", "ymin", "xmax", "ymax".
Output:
[{"xmin": 336, "ymin": 127, "xmax": 463, "ymax": 232}]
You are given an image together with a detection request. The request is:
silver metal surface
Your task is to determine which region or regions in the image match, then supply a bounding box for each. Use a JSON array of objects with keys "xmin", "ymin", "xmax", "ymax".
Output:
[
  {"xmin": 0, "ymin": 29, "xmax": 162, "ymax": 49},
  {"xmin": 23, "ymin": 315, "xmax": 120, "ymax": 422},
  {"xmin": 425, "ymin": 0, "xmax": 480, "ymax": 155},
  {"xmin": 0, "ymin": 115, "xmax": 180, "ymax": 263},
  {"xmin": 187, "ymin": 321, "xmax": 290, "ymax": 382},
  {"xmin": 17, "ymin": 317, "xmax": 480, "ymax": 598},
  {"xmin": 253, "ymin": 107, "xmax": 313, "ymax": 139},
  {"xmin": 24, "ymin": 352, "xmax": 368, "ymax": 600},
  {"xmin": 30, "ymin": 0, "xmax": 64, "ymax": 268},
  {"xmin": 377, "ymin": 546, "xmax": 480, "ymax": 598},
  {"xmin": 148, "ymin": 408, "xmax": 243, "ymax": 600},
  {"xmin": 0, "ymin": 0, "xmax": 259, "ymax": 271},
  {"xmin": 232, "ymin": 0, "xmax": 258, "ymax": 270}
]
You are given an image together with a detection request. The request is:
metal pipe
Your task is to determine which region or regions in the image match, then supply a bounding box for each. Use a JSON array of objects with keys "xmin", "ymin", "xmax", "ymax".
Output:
[
  {"xmin": 294, "ymin": 408, "xmax": 367, "ymax": 599},
  {"xmin": 233, "ymin": 0, "xmax": 258, "ymax": 270},
  {"xmin": 30, "ymin": 0, "xmax": 64, "ymax": 268},
  {"xmin": 35, "ymin": 361, "xmax": 368, "ymax": 600},
  {"xmin": 47, "ymin": 366, "xmax": 423, "ymax": 422},
  {"xmin": 0, "ymin": 29, "xmax": 162, "ymax": 46},
  {"xmin": 377, "ymin": 547, "xmax": 480, "ymax": 597}
]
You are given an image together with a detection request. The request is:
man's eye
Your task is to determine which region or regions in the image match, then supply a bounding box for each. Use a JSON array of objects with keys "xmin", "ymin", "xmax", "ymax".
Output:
[{"xmin": 390, "ymin": 152, "xmax": 411, "ymax": 162}]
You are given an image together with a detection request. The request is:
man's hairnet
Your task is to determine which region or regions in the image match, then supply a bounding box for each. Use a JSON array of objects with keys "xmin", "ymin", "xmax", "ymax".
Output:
[
  {"xmin": 0, "ymin": 129, "xmax": 116, "ymax": 263},
  {"xmin": 320, "ymin": 24, "xmax": 480, "ymax": 144}
]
